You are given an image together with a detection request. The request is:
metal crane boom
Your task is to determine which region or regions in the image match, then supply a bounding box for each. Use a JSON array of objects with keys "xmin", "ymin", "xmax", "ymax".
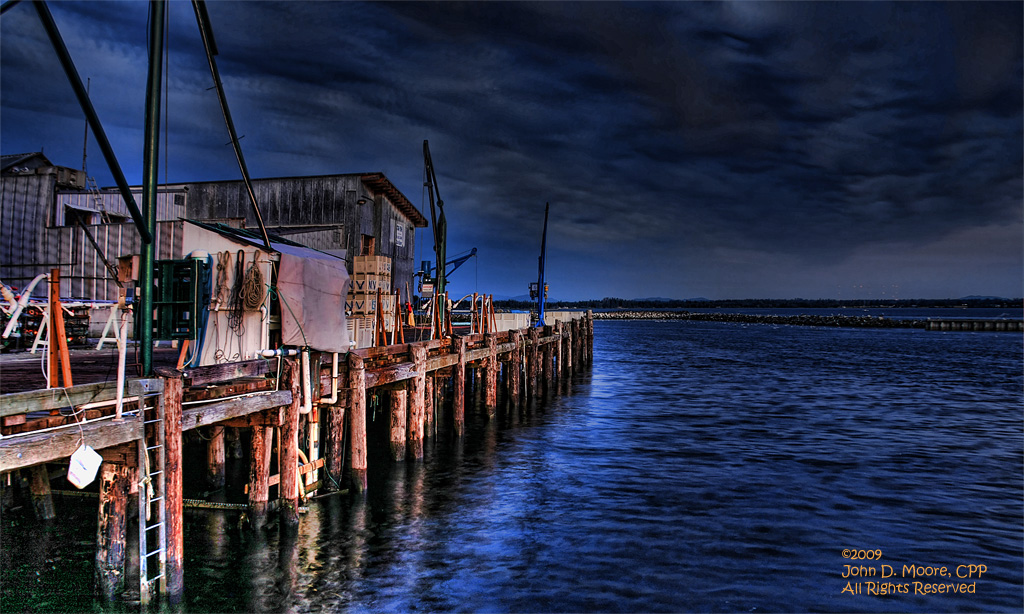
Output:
[{"xmin": 423, "ymin": 140, "xmax": 448, "ymax": 333}]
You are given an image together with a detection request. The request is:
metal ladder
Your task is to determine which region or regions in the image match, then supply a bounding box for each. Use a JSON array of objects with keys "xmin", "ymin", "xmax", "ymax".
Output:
[
  {"xmin": 132, "ymin": 379, "xmax": 167, "ymax": 605},
  {"xmin": 86, "ymin": 176, "xmax": 111, "ymax": 224}
]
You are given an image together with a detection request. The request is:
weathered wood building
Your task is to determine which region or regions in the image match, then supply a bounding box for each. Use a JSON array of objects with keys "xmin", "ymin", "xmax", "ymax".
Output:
[{"xmin": 1, "ymin": 153, "xmax": 426, "ymax": 302}]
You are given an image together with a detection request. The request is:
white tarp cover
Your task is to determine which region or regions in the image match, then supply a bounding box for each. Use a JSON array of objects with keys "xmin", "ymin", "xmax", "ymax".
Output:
[{"xmin": 276, "ymin": 243, "xmax": 350, "ymax": 352}]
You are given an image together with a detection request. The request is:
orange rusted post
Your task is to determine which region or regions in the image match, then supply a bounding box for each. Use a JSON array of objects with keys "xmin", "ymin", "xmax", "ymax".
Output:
[{"xmin": 163, "ymin": 376, "xmax": 184, "ymax": 601}]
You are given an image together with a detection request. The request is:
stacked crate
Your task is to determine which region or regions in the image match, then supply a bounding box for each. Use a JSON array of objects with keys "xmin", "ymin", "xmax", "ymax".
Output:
[{"xmin": 347, "ymin": 255, "xmax": 396, "ymax": 347}]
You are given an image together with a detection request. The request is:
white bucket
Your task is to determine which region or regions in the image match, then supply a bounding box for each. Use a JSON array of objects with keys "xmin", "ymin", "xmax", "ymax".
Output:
[{"xmin": 67, "ymin": 444, "xmax": 102, "ymax": 489}]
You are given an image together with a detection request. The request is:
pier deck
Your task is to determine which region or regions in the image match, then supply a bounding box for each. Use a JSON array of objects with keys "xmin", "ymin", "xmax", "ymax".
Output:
[{"xmin": 0, "ymin": 312, "xmax": 594, "ymax": 604}]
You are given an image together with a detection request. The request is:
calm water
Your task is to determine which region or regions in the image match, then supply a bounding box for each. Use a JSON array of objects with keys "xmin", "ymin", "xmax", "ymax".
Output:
[{"xmin": 3, "ymin": 320, "xmax": 1022, "ymax": 612}]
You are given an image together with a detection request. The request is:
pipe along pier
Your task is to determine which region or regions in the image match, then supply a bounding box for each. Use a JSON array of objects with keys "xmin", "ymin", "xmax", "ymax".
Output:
[{"xmin": 0, "ymin": 313, "xmax": 594, "ymax": 604}]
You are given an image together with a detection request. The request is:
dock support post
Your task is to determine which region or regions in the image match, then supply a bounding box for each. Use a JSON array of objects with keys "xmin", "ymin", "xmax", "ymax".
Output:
[
  {"xmin": 280, "ymin": 360, "xmax": 301, "ymax": 527},
  {"xmin": 554, "ymin": 321, "xmax": 563, "ymax": 389},
  {"xmin": 390, "ymin": 389, "xmax": 407, "ymax": 461},
  {"xmin": 325, "ymin": 398, "xmax": 346, "ymax": 491},
  {"xmin": 348, "ymin": 353, "xmax": 368, "ymax": 493},
  {"xmin": 95, "ymin": 463, "xmax": 131, "ymax": 602},
  {"xmin": 28, "ymin": 465, "xmax": 55, "ymax": 521},
  {"xmin": 509, "ymin": 331, "xmax": 522, "ymax": 411},
  {"xmin": 163, "ymin": 375, "xmax": 184, "ymax": 602},
  {"xmin": 542, "ymin": 329, "xmax": 553, "ymax": 396},
  {"xmin": 587, "ymin": 310, "xmax": 594, "ymax": 363},
  {"xmin": 248, "ymin": 426, "xmax": 271, "ymax": 530},
  {"xmin": 425, "ymin": 374, "xmax": 435, "ymax": 436},
  {"xmin": 564, "ymin": 318, "xmax": 574, "ymax": 379},
  {"xmin": 484, "ymin": 333, "xmax": 497, "ymax": 414},
  {"xmin": 206, "ymin": 426, "xmax": 226, "ymax": 490},
  {"xmin": 527, "ymin": 327, "xmax": 539, "ymax": 398},
  {"xmin": 410, "ymin": 344, "xmax": 426, "ymax": 459},
  {"xmin": 454, "ymin": 337, "xmax": 466, "ymax": 436}
]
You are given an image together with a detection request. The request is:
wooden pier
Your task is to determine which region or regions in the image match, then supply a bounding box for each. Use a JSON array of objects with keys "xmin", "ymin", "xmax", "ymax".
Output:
[{"xmin": 0, "ymin": 312, "xmax": 594, "ymax": 604}]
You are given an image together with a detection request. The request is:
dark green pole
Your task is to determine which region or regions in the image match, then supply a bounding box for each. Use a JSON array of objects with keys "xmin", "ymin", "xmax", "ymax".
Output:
[{"xmin": 140, "ymin": 0, "xmax": 165, "ymax": 375}]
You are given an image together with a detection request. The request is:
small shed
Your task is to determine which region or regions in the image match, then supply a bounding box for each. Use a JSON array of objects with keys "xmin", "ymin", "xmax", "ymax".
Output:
[{"xmin": 182, "ymin": 220, "xmax": 350, "ymax": 367}]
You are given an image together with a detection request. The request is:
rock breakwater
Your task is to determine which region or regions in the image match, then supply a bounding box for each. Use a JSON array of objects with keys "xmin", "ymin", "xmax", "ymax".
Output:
[{"xmin": 592, "ymin": 310, "xmax": 924, "ymax": 329}]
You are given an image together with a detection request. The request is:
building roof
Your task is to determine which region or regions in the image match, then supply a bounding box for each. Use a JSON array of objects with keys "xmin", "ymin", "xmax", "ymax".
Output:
[
  {"xmin": 1, "ymin": 152, "xmax": 53, "ymax": 174},
  {"xmin": 360, "ymin": 172, "xmax": 428, "ymax": 228},
  {"xmin": 160, "ymin": 171, "xmax": 429, "ymax": 228}
]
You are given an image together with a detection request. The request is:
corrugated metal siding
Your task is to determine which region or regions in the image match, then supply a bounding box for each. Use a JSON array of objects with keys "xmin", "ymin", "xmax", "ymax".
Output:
[
  {"xmin": 56, "ymin": 190, "xmax": 186, "ymax": 225},
  {"xmin": 1, "ymin": 174, "xmax": 53, "ymax": 288},
  {"xmin": 40, "ymin": 220, "xmax": 184, "ymax": 300}
]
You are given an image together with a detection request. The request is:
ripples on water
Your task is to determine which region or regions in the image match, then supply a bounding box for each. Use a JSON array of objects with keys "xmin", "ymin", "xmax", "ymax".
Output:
[{"xmin": 2, "ymin": 321, "xmax": 1021, "ymax": 612}]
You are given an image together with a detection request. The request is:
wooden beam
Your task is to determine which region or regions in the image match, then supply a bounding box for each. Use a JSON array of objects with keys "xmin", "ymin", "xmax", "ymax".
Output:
[
  {"xmin": 0, "ymin": 417, "xmax": 142, "ymax": 472},
  {"xmin": 179, "ymin": 390, "xmax": 292, "ymax": 431},
  {"xmin": 219, "ymin": 408, "xmax": 284, "ymax": 428},
  {"xmin": 364, "ymin": 361, "xmax": 417, "ymax": 389},
  {"xmin": 178, "ymin": 359, "xmax": 270, "ymax": 387},
  {"xmin": 1, "ymin": 381, "xmax": 120, "ymax": 417}
]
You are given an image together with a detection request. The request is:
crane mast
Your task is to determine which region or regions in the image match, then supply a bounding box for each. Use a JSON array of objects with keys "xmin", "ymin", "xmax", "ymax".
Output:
[{"xmin": 423, "ymin": 140, "xmax": 448, "ymax": 335}]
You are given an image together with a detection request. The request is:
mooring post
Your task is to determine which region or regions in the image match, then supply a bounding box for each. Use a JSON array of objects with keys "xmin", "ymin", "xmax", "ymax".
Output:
[
  {"xmin": 163, "ymin": 375, "xmax": 184, "ymax": 601},
  {"xmin": 348, "ymin": 353, "xmax": 368, "ymax": 492},
  {"xmin": 410, "ymin": 344, "xmax": 426, "ymax": 460},
  {"xmin": 206, "ymin": 426, "xmax": 226, "ymax": 491},
  {"xmin": 28, "ymin": 465, "xmax": 56, "ymax": 521},
  {"xmin": 325, "ymin": 398, "xmax": 346, "ymax": 491},
  {"xmin": 95, "ymin": 462, "xmax": 132, "ymax": 602},
  {"xmin": 484, "ymin": 332, "xmax": 498, "ymax": 414},
  {"xmin": 280, "ymin": 360, "xmax": 301, "ymax": 527},
  {"xmin": 390, "ymin": 389, "xmax": 407, "ymax": 461},
  {"xmin": 454, "ymin": 337, "xmax": 466, "ymax": 436}
]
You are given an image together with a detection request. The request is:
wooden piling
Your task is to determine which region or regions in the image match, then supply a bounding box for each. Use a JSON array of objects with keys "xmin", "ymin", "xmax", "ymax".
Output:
[
  {"xmin": 564, "ymin": 318, "xmax": 574, "ymax": 379},
  {"xmin": 509, "ymin": 331, "xmax": 522, "ymax": 411},
  {"xmin": 527, "ymin": 326, "xmax": 539, "ymax": 398},
  {"xmin": 279, "ymin": 360, "xmax": 301, "ymax": 526},
  {"xmin": 542, "ymin": 329, "xmax": 553, "ymax": 396},
  {"xmin": 390, "ymin": 389, "xmax": 407, "ymax": 461},
  {"xmin": 248, "ymin": 426, "xmax": 271, "ymax": 530},
  {"xmin": 325, "ymin": 400, "xmax": 345, "ymax": 491},
  {"xmin": 163, "ymin": 375, "xmax": 184, "ymax": 601},
  {"xmin": 28, "ymin": 464, "xmax": 55, "ymax": 521},
  {"xmin": 554, "ymin": 321, "xmax": 563, "ymax": 388},
  {"xmin": 348, "ymin": 353, "xmax": 368, "ymax": 492},
  {"xmin": 409, "ymin": 344, "xmax": 426, "ymax": 459},
  {"xmin": 587, "ymin": 310, "xmax": 594, "ymax": 362},
  {"xmin": 95, "ymin": 462, "xmax": 131, "ymax": 601},
  {"xmin": 425, "ymin": 374, "xmax": 435, "ymax": 436},
  {"xmin": 454, "ymin": 337, "xmax": 466, "ymax": 436},
  {"xmin": 484, "ymin": 333, "xmax": 498, "ymax": 414},
  {"xmin": 206, "ymin": 426, "xmax": 226, "ymax": 490}
]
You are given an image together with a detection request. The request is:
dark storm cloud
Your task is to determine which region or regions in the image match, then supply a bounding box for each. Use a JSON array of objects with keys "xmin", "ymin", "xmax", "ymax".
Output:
[{"xmin": 1, "ymin": 1, "xmax": 1020, "ymax": 299}]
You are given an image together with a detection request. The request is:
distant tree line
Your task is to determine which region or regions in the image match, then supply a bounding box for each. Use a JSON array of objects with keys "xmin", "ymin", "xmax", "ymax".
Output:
[{"xmin": 493, "ymin": 297, "xmax": 1022, "ymax": 311}]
